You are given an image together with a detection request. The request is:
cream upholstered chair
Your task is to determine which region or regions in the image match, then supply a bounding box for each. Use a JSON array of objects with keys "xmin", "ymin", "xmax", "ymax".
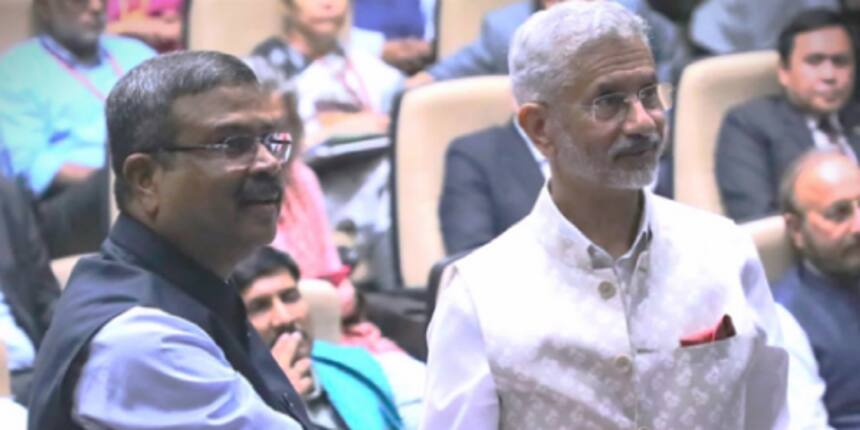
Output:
[
  {"xmin": 674, "ymin": 50, "xmax": 782, "ymax": 215},
  {"xmin": 741, "ymin": 215, "xmax": 796, "ymax": 284},
  {"xmin": 187, "ymin": 0, "xmax": 284, "ymax": 56},
  {"xmin": 392, "ymin": 75, "xmax": 514, "ymax": 288},
  {"xmin": 0, "ymin": 0, "xmax": 33, "ymax": 53},
  {"xmin": 435, "ymin": 0, "xmax": 522, "ymax": 59},
  {"xmin": 297, "ymin": 279, "xmax": 342, "ymax": 343},
  {"xmin": 0, "ymin": 339, "xmax": 9, "ymax": 397}
]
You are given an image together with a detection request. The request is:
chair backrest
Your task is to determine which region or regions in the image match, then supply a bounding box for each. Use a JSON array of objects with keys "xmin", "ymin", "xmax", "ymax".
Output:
[
  {"xmin": 435, "ymin": 0, "xmax": 522, "ymax": 59},
  {"xmin": 187, "ymin": 0, "xmax": 284, "ymax": 56},
  {"xmin": 741, "ymin": 215, "xmax": 796, "ymax": 285},
  {"xmin": 674, "ymin": 50, "xmax": 782, "ymax": 215},
  {"xmin": 0, "ymin": 339, "xmax": 10, "ymax": 397},
  {"xmin": 298, "ymin": 279, "xmax": 342, "ymax": 343},
  {"xmin": 392, "ymin": 75, "xmax": 514, "ymax": 288},
  {"xmin": 0, "ymin": 0, "xmax": 34, "ymax": 54}
]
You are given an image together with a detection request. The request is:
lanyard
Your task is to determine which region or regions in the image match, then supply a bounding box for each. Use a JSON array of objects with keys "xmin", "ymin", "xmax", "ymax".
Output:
[
  {"xmin": 334, "ymin": 57, "xmax": 373, "ymax": 111},
  {"xmin": 40, "ymin": 38, "xmax": 124, "ymax": 103}
]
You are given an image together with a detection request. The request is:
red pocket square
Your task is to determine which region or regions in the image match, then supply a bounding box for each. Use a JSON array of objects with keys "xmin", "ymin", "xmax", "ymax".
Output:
[{"xmin": 680, "ymin": 314, "xmax": 737, "ymax": 347}]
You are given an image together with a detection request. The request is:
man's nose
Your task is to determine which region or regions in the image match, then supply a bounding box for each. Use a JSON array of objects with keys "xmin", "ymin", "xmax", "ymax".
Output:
[
  {"xmin": 849, "ymin": 203, "xmax": 860, "ymax": 233},
  {"xmin": 622, "ymin": 98, "xmax": 659, "ymax": 136},
  {"xmin": 820, "ymin": 61, "xmax": 837, "ymax": 81},
  {"xmin": 270, "ymin": 298, "xmax": 295, "ymax": 326},
  {"xmin": 250, "ymin": 142, "xmax": 283, "ymax": 175}
]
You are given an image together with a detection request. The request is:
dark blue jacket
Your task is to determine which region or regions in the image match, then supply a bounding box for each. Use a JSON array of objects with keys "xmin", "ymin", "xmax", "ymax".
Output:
[
  {"xmin": 27, "ymin": 215, "xmax": 314, "ymax": 430},
  {"xmin": 775, "ymin": 265, "xmax": 860, "ymax": 430}
]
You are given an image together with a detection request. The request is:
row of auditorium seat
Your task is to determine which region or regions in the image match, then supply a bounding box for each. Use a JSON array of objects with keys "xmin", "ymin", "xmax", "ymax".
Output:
[{"xmin": 0, "ymin": 0, "xmax": 524, "ymax": 60}]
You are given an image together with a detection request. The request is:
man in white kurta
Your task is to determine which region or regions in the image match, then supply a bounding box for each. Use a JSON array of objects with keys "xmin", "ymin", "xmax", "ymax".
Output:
[{"xmin": 421, "ymin": 2, "xmax": 790, "ymax": 429}]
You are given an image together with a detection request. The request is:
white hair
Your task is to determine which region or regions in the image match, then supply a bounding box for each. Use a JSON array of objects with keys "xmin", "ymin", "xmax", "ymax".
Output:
[{"xmin": 509, "ymin": 0, "xmax": 651, "ymax": 105}]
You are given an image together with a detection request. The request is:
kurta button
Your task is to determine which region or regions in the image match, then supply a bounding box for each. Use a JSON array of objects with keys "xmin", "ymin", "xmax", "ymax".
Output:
[
  {"xmin": 614, "ymin": 354, "xmax": 632, "ymax": 373},
  {"xmin": 598, "ymin": 281, "xmax": 616, "ymax": 300}
]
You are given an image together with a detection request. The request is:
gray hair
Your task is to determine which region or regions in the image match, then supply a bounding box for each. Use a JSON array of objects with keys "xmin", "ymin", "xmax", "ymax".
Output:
[
  {"xmin": 106, "ymin": 51, "xmax": 260, "ymax": 211},
  {"xmin": 509, "ymin": 0, "xmax": 651, "ymax": 105}
]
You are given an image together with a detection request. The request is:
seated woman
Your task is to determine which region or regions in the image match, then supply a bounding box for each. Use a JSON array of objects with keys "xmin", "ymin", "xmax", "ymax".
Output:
[
  {"xmin": 267, "ymin": 89, "xmax": 403, "ymax": 356},
  {"xmin": 106, "ymin": 0, "xmax": 184, "ymax": 52},
  {"xmin": 246, "ymin": 0, "xmax": 403, "ymax": 146}
]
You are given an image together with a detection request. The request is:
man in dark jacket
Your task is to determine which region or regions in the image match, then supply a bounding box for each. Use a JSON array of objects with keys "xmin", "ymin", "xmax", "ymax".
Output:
[
  {"xmin": 27, "ymin": 51, "xmax": 314, "ymax": 429},
  {"xmin": 775, "ymin": 149, "xmax": 860, "ymax": 429}
]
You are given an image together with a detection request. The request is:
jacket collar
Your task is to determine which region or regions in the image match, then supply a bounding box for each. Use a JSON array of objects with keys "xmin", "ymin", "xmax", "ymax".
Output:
[
  {"xmin": 106, "ymin": 214, "xmax": 245, "ymax": 326},
  {"xmin": 531, "ymin": 184, "xmax": 652, "ymax": 271}
]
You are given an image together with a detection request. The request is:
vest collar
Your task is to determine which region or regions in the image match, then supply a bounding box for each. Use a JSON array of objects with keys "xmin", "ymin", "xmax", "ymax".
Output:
[{"xmin": 107, "ymin": 214, "xmax": 245, "ymax": 327}]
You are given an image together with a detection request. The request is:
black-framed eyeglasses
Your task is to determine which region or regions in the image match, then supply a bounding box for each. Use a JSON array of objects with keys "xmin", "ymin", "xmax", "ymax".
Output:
[
  {"xmin": 144, "ymin": 132, "xmax": 293, "ymax": 165},
  {"xmin": 586, "ymin": 82, "xmax": 674, "ymax": 123}
]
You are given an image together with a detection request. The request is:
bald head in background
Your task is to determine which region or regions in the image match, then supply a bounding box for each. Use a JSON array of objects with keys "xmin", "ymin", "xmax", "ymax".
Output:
[{"xmin": 782, "ymin": 150, "xmax": 860, "ymax": 278}]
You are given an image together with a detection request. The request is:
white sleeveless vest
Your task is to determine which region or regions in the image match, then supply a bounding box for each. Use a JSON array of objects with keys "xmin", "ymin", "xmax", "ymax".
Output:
[{"xmin": 451, "ymin": 190, "xmax": 788, "ymax": 429}]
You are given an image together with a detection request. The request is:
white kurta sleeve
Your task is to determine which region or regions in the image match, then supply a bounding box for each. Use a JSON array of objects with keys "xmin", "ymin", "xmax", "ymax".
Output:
[
  {"xmin": 421, "ymin": 269, "xmax": 499, "ymax": 430},
  {"xmin": 775, "ymin": 304, "xmax": 833, "ymax": 430},
  {"xmin": 737, "ymin": 230, "xmax": 792, "ymax": 430}
]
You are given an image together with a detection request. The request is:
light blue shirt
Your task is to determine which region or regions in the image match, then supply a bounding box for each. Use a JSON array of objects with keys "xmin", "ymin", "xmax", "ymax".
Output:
[
  {"xmin": 72, "ymin": 306, "xmax": 302, "ymax": 429},
  {"xmin": 0, "ymin": 287, "xmax": 35, "ymax": 372},
  {"xmin": 0, "ymin": 35, "xmax": 154, "ymax": 194}
]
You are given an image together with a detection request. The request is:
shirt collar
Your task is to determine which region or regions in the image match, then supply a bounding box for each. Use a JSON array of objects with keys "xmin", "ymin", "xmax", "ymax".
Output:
[
  {"xmin": 805, "ymin": 112, "xmax": 844, "ymax": 134},
  {"xmin": 532, "ymin": 183, "xmax": 653, "ymax": 270},
  {"xmin": 107, "ymin": 214, "xmax": 245, "ymax": 325},
  {"xmin": 39, "ymin": 34, "xmax": 107, "ymax": 68}
]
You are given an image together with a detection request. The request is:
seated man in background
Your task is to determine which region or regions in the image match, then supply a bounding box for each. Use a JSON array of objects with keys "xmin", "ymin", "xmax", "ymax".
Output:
[
  {"xmin": 407, "ymin": 0, "xmax": 686, "ymax": 87},
  {"xmin": 247, "ymin": 0, "xmax": 402, "ymax": 146},
  {"xmin": 27, "ymin": 51, "xmax": 313, "ymax": 429},
  {"xmin": 775, "ymin": 150, "xmax": 860, "ymax": 429},
  {"xmin": 235, "ymin": 246, "xmax": 424, "ymax": 430},
  {"xmin": 0, "ymin": 177, "xmax": 61, "ymax": 406},
  {"xmin": 716, "ymin": 8, "xmax": 859, "ymax": 222},
  {"xmin": 438, "ymin": 118, "xmax": 546, "ymax": 254},
  {"xmin": 0, "ymin": 0, "xmax": 154, "ymax": 256}
]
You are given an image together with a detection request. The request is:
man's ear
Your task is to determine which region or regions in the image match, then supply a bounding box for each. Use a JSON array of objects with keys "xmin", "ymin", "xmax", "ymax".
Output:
[
  {"xmin": 122, "ymin": 153, "xmax": 162, "ymax": 216},
  {"xmin": 517, "ymin": 102, "xmax": 554, "ymax": 159},
  {"xmin": 784, "ymin": 212, "xmax": 806, "ymax": 251},
  {"xmin": 777, "ymin": 61, "xmax": 791, "ymax": 89}
]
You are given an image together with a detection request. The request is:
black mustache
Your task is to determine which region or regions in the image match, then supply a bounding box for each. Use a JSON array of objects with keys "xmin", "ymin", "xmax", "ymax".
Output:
[{"xmin": 239, "ymin": 176, "xmax": 283, "ymax": 203}]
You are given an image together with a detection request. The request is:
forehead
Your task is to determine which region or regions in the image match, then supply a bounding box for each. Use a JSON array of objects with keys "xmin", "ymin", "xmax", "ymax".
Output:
[
  {"xmin": 796, "ymin": 158, "xmax": 860, "ymax": 209},
  {"xmin": 242, "ymin": 270, "xmax": 297, "ymax": 301},
  {"xmin": 171, "ymin": 85, "xmax": 282, "ymax": 133},
  {"xmin": 791, "ymin": 26, "xmax": 854, "ymax": 57},
  {"xmin": 567, "ymin": 36, "xmax": 656, "ymax": 96}
]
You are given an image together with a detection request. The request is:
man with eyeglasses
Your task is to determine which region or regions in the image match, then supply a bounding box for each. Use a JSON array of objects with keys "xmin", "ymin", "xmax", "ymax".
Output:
[
  {"xmin": 423, "ymin": 2, "xmax": 791, "ymax": 429},
  {"xmin": 775, "ymin": 150, "xmax": 860, "ymax": 429},
  {"xmin": 26, "ymin": 51, "xmax": 314, "ymax": 429},
  {"xmin": 716, "ymin": 8, "xmax": 859, "ymax": 223}
]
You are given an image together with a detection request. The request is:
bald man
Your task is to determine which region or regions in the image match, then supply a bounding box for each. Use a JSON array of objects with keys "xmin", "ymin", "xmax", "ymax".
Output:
[{"xmin": 775, "ymin": 149, "xmax": 860, "ymax": 429}]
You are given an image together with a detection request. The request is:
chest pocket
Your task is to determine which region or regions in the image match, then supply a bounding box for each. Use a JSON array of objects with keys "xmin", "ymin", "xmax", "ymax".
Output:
[{"xmin": 634, "ymin": 333, "xmax": 778, "ymax": 429}]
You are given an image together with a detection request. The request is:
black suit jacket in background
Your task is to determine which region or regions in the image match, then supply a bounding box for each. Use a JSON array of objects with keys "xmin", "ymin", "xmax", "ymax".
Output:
[
  {"xmin": 716, "ymin": 95, "xmax": 860, "ymax": 222},
  {"xmin": 439, "ymin": 121, "xmax": 544, "ymax": 254},
  {"xmin": 0, "ymin": 177, "xmax": 60, "ymax": 349}
]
